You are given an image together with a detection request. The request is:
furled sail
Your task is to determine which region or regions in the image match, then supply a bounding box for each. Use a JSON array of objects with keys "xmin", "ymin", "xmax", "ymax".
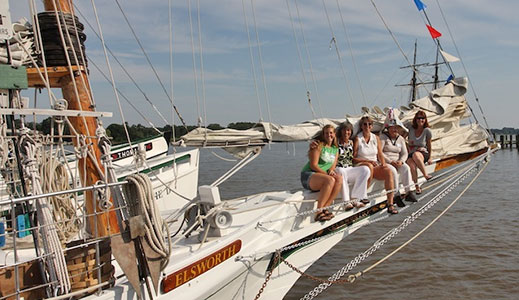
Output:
[{"xmin": 180, "ymin": 77, "xmax": 489, "ymax": 159}]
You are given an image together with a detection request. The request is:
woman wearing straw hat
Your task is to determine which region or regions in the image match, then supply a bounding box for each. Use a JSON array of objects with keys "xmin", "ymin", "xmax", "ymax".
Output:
[{"xmin": 380, "ymin": 109, "xmax": 418, "ymax": 206}]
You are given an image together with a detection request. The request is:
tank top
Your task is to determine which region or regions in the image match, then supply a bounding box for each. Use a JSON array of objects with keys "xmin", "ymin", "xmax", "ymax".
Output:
[
  {"xmin": 302, "ymin": 145, "xmax": 338, "ymax": 172},
  {"xmin": 356, "ymin": 132, "xmax": 378, "ymax": 161}
]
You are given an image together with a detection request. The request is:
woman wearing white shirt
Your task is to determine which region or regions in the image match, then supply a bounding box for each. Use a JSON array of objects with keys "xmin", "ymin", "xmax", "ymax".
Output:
[
  {"xmin": 353, "ymin": 116, "xmax": 398, "ymax": 214},
  {"xmin": 380, "ymin": 111, "xmax": 418, "ymax": 206}
]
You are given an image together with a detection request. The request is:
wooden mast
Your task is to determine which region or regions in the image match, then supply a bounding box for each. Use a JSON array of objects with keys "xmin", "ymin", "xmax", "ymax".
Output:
[
  {"xmin": 41, "ymin": 3, "xmax": 143, "ymax": 297},
  {"xmin": 42, "ymin": 0, "xmax": 119, "ymax": 237}
]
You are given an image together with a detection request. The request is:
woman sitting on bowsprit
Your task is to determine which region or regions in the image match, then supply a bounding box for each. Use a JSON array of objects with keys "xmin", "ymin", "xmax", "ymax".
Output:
[
  {"xmin": 300, "ymin": 125, "xmax": 343, "ymax": 222},
  {"xmin": 353, "ymin": 116, "xmax": 398, "ymax": 214},
  {"xmin": 406, "ymin": 110, "xmax": 433, "ymax": 194}
]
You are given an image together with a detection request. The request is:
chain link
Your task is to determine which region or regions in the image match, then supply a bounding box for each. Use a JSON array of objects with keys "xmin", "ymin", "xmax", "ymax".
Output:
[
  {"xmin": 299, "ymin": 159, "xmax": 483, "ymax": 300},
  {"xmin": 254, "ymin": 251, "xmax": 280, "ymax": 300}
]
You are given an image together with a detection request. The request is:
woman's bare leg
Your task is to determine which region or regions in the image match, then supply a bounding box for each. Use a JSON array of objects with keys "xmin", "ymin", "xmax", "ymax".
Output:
[
  {"xmin": 373, "ymin": 166, "xmax": 394, "ymax": 205},
  {"xmin": 308, "ymin": 173, "xmax": 335, "ymax": 209},
  {"xmin": 324, "ymin": 173, "xmax": 343, "ymax": 207},
  {"xmin": 411, "ymin": 151, "xmax": 429, "ymax": 178},
  {"xmin": 406, "ymin": 158, "xmax": 421, "ymax": 193}
]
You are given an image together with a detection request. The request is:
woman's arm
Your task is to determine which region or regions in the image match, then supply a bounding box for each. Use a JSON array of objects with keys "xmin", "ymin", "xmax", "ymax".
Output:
[
  {"xmin": 352, "ymin": 137, "xmax": 364, "ymax": 164},
  {"xmin": 379, "ymin": 135, "xmax": 392, "ymax": 163},
  {"xmin": 328, "ymin": 149, "xmax": 339, "ymax": 176},
  {"xmin": 398, "ymin": 136, "xmax": 408, "ymax": 163},
  {"xmin": 308, "ymin": 147, "xmax": 327, "ymax": 174},
  {"xmin": 426, "ymin": 132, "xmax": 432, "ymax": 164},
  {"xmin": 376, "ymin": 135, "xmax": 386, "ymax": 166}
]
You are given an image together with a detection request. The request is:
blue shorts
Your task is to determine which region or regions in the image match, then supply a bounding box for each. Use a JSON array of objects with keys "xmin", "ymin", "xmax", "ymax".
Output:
[{"xmin": 300, "ymin": 171, "xmax": 317, "ymax": 191}]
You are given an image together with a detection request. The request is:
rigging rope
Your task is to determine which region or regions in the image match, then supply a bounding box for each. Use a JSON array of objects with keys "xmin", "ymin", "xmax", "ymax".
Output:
[
  {"xmin": 19, "ymin": 132, "xmax": 71, "ymax": 294},
  {"xmin": 335, "ymin": 0, "xmax": 368, "ymax": 108},
  {"xmin": 433, "ymin": 0, "xmax": 493, "ymax": 141},
  {"xmin": 242, "ymin": 0, "xmax": 264, "ymax": 121},
  {"xmin": 113, "ymin": 0, "xmax": 185, "ymax": 128},
  {"xmin": 369, "ymin": 0, "xmax": 431, "ymax": 98},
  {"xmin": 90, "ymin": 0, "xmax": 133, "ymax": 148},
  {"xmin": 196, "ymin": 0, "xmax": 209, "ymax": 132},
  {"xmin": 294, "ymin": 0, "xmax": 324, "ymax": 119},
  {"xmin": 285, "ymin": 0, "xmax": 319, "ymax": 121},
  {"xmin": 187, "ymin": 0, "xmax": 202, "ymax": 127},
  {"xmin": 321, "ymin": 0, "xmax": 357, "ymax": 113},
  {"xmin": 251, "ymin": 0, "xmax": 273, "ymax": 124},
  {"xmin": 123, "ymin": 173, "xmax": 172, "ymax": 270},
  {"xmin": 72, "ymin": 6, "xmax": 184, "ymax": 129}
]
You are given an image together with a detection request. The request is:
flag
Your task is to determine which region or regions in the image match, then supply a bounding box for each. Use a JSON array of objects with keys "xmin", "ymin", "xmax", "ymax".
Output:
[
  {"xmin": 413, "ymin": 0, "xmax": 427, "ymax": 11},
  {"xmin": 440, "ymin": 49, "xmax": 460, "ymax": 62},
  {"xmin": 446, "ymin": 74, "xmax": 454, "ymax": 84},
  {"xmin": 426, "ymin": 24, "xmax": 442, "ymax": 39}
]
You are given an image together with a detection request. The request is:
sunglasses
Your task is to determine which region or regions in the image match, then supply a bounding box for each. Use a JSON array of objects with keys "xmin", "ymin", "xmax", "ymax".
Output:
[
  {"xmin": 362, "ymin": 122, "xmax": 373, "ymax": 126},
  {"xmin": 416, "ymin": 117, "xmax": 426, "ymax": 120}
]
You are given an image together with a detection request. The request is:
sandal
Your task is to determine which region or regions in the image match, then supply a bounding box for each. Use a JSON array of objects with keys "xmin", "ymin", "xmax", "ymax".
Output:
[
  {"xmin": 415, "ymin": 185, "xmax": 422, "ymax": 195},
  {"xmin": 344, "ymin": 203, "xmax": 354, "ymax": 211},
  {"xmin": 360, "ymin": 199, "xmax": 370, "ymax": 205},
  {"xmin": 314, "ymin": 211, "xmax": 327, "ymax": 222},
  {"xmin": 425, "ymin": 175, "xmax": 434, "ymax": 181},
  {"xmin": 354, "ymin": 201, "xmax": 366, "ymax": 208},
  {"xmin": 323, "ymin": 209, "xmax": 335, "ymax": 219},
  {"xmin": 314, "ymin": 211, "xmax": 333, "ymax": 222},
  {"xmin": 387, "ymin": 204, "xmax": 399, "ymax": 214}
]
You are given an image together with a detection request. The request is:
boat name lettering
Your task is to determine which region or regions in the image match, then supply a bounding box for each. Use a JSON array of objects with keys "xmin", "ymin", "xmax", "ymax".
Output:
[
  {"xmin": 111, "ymin": 142, "xmax": 153, "ymax": 162},
  {"xmin": 162, "ymin": 240, "xmax": 242, "ymax": 293}
]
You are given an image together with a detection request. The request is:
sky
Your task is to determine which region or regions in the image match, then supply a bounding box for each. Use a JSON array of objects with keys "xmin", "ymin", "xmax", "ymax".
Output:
[{"xmin": 8, "ymin": 0, "xmax": 519, "ymax": 129}]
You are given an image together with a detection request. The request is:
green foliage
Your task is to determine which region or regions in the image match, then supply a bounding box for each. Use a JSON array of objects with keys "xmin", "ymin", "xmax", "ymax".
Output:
[
  {"xmin": 227, "ymin": 122, "xmax": 256, "ymax": 130},
  {"xmin": 24, "ymin": 119, "xmax": 262, "ymax": 144},
  {"xmin": 207, "ymin": 123, "xmax": 224, "ymax": 130}
]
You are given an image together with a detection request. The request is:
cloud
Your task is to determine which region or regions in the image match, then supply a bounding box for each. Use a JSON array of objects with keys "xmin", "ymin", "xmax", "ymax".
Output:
[{"xmin": 8, "ymin": 0, "xmax": 519, "ymax": 127}]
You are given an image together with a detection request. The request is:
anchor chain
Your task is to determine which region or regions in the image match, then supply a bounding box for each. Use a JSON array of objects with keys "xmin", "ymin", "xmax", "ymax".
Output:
[{"xmin": 301, "ymin": 158, "xmax": 485, "ymax": 300}]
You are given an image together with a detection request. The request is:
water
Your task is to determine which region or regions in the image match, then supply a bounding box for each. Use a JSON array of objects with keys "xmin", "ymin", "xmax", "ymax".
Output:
[{"xmin": 197, "ymin": 144, "xmax": 519, "ymax": 300}]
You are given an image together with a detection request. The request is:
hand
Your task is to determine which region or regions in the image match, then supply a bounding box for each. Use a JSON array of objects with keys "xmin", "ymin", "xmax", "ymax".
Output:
[
  {"xmin": 328, "ymin": 169, "xmax": 336, "ymax": 176},
  {"xmin": 310, "ymin": 140, "xmax": 319, "ymax": 149},
  {"xmin": 427, "ymin": 158, "xmax": 432, "ymax": 165},
  {"xmin": 370, "ymin": 160, "xmax": 379, "ymax": 167},
  {"xmin": 392, "ymin": 161, "xmax": 403, "ymax": 168}
]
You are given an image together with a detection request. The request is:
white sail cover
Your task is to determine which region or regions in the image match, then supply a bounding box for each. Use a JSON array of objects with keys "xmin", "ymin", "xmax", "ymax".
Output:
[{"xmin": 180, "ymin": 77, "xmax": 489, "ymax": 159}]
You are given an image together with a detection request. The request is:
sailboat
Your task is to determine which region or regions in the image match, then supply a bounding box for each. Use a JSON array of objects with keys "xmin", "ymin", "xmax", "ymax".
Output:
[{"xmin": 0, "ymin": 0, "xmax": 497, "ymax": 300}]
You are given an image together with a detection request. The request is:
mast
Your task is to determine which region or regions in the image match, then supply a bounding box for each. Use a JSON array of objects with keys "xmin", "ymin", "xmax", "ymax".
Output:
[
  {"xmin": 42, "ymin": 0, "xmax": 119, "ymax": 237},
  {"xmin": 410, "ymin": 40, "xmax": 418, "ymax": 102},
  {"xmin": 433, "ymin": 44, "xmax": 440, "ymax": 89}
]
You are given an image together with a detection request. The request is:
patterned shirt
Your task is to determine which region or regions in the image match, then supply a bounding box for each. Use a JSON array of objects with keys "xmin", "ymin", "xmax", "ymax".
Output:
[{"xmin": 337, "ymin": 140, "xmax": 354, "ymax": 168}]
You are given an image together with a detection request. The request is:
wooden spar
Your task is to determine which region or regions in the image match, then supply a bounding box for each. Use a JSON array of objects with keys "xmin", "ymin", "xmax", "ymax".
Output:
[
  {"xmin": 41, "ymin": 2, "xmax": 143, "ymax": 297},
  {"xmin": 42, "ymin": 0, "xmax": 119, "ymax": 237}
]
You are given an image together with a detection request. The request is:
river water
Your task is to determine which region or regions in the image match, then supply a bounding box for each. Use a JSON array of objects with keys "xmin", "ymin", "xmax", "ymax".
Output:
[{"xmin": 197, "ymin": 143, "xmax": 518, "ymax": 300}]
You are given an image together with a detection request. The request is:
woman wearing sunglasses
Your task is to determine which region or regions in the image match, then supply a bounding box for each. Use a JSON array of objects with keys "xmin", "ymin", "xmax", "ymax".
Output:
[
  {"xmin": 353, "ymin": 116, "xmax": 398, "ymax": 214},
  {"xmin": 406, "ymin": 110, "xmax": 433, "ymax": 194}
]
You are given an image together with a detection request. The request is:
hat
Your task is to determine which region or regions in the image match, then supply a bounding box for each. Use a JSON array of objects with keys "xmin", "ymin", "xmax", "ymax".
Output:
[{"xmin": 383, "ymin": 108, "xmax": 408, "ymax": 133}]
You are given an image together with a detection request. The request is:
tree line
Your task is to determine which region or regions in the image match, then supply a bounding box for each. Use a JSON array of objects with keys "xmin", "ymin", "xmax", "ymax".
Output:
[{"xmin": 27, "ymin": 118, "xmax": 257, "ymax": 144}]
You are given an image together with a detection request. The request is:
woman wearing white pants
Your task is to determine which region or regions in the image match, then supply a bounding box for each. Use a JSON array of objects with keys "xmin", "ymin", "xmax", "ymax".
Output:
[
  {"xmin": 311, "ymin": 123, "xmax": 371, "ymax": 209},
  {"xmin": 335, "ymin": 123, "xmax": 370, "ymax": 210},
  {"xmin": 380, "ymin": 110, "xmax": 417, "ymax": 205}
]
